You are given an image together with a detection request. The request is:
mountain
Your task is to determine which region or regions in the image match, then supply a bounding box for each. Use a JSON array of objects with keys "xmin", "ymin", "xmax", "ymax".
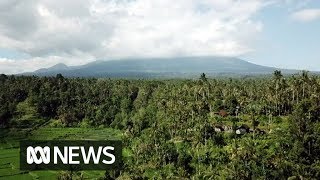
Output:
[
  {"xmin": 34, "ymin": 63, "xmax": 70, "ymax": 73},
  {"xmin": 23, "ymin": 56, "xmax": 299, "ymax": 78}
]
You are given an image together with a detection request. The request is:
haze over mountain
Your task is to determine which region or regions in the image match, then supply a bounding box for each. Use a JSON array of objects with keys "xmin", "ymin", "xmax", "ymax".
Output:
[{"xmin": 24, "ymin": 56, "xmax": 300, "ymax": 78}]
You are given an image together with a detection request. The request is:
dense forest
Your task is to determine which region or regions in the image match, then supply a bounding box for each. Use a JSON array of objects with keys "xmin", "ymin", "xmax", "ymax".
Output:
[{"xmin": 1, "ymin": 71, "xmax": 320, "ymax": 179}]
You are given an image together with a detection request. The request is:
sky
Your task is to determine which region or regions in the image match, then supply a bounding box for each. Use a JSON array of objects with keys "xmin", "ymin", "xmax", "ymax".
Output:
[{"xmin": 0, "ymin": 0, "xmax": 320, "ymax": 74}]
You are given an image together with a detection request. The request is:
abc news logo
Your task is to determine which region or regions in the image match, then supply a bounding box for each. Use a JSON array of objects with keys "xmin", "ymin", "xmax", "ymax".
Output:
[
  {"xmin": 26, "ymin": 146, "xmax": 115, "ymax": 165},
  {"xmin": 20, "ymin": 140, "xmax": 122, "ymax": 170}
]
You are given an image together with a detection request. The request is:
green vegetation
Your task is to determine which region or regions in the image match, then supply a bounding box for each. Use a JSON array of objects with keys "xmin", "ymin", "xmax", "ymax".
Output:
[{"xmin": 1, "ymin": 71, "xmax": 320, "ymax": 179}]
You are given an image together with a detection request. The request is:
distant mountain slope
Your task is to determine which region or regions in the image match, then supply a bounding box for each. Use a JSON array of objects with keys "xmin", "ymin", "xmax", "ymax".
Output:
[
  {"xmin": 23, "ymin": 56, "xmax": 300, "ymax": 78},
  {"xmin": 34, "ymin": 63, "xmax": 70, "ymax": 73}
]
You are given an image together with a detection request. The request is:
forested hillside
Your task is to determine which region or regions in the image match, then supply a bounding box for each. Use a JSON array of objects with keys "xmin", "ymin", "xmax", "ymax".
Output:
[{"xmin": 1, "ymin": 71, "xmax": 320, "ymax": 179}]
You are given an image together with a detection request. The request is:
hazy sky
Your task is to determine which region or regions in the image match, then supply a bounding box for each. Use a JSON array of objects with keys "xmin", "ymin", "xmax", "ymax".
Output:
[{"xmin": 0, "ymin": 0, "xmax": 320, "ymax": 74}]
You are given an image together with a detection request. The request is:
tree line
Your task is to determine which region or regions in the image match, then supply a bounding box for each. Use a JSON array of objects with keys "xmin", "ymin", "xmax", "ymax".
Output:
[{"xmin": 1, "ymin": 71, "xmax": 320, "ymax": 179}]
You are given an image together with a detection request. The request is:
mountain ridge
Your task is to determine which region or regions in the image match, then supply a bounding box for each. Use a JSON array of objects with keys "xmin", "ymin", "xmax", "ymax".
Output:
[{"xmin": 22, "ymin": 56, "xmax": 302, "ymax": 78}]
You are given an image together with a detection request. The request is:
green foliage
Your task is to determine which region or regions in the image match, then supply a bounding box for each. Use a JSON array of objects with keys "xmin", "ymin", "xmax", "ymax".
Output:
[{"xmin": 1, "ymin": 71, "xmax": 320, "ymax": 179}]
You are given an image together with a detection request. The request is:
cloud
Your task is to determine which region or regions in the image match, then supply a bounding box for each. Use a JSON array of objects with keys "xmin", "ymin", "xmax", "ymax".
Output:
[
  {"xmin": 283, "ymin": 0, "xmax": 312, "ymax": 11},
  {"xmin": 291, "ymin": 8, "xmax": 320, "ymax": 22},
  {"xmin": 0, "ymin": 0, "xmax": 270, "ymax": 74},
  {"xmin": 0, "ymin": 54, "xmax": 95, "ymax": 74}
]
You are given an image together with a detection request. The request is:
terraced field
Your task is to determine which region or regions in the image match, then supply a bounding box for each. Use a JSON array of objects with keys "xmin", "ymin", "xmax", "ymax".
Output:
[{"xmin": 0, "ymin": 128, "xmax": 122, "ymax": 179}]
